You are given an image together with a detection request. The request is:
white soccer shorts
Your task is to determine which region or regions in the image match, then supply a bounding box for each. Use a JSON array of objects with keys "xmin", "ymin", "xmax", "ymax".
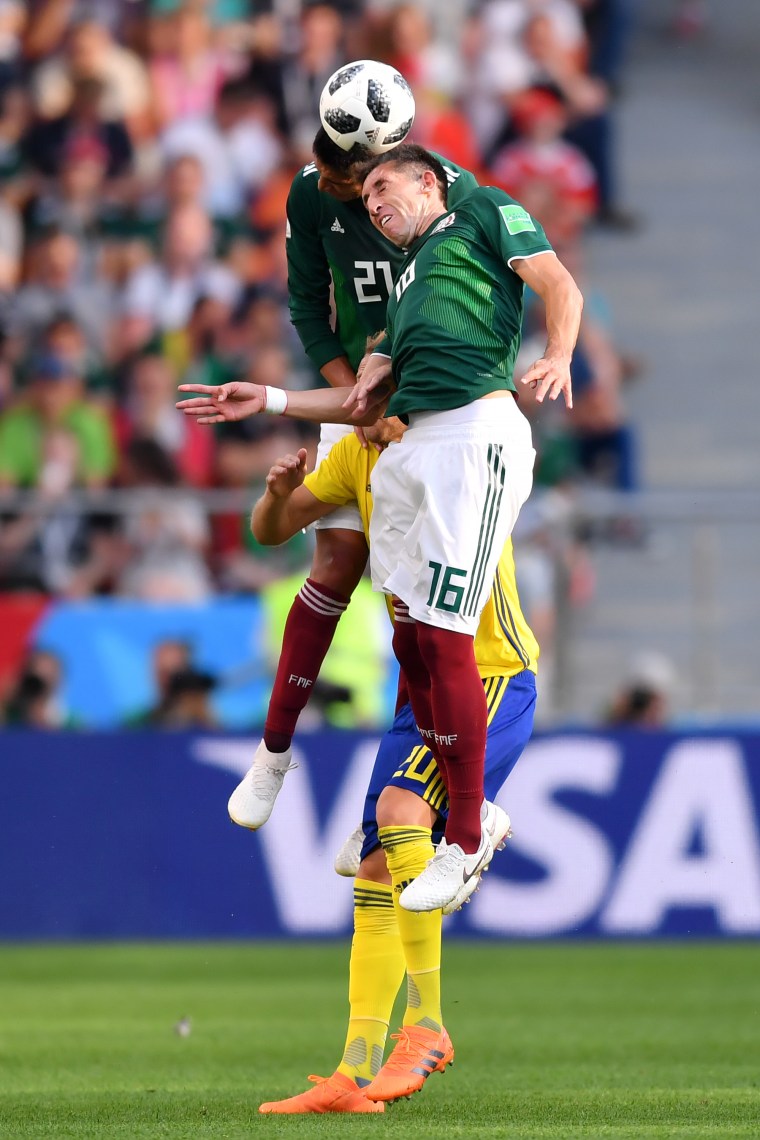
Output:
[
  {"xmin": 369, "ymin": 396, "xmax": 535, "ymax": 635},
  {"xmin": 312, "ymin": 422, "xmax": 365, "ymax": 533}
]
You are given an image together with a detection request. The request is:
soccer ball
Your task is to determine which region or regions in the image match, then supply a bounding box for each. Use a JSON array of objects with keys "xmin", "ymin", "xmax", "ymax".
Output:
[{"xmin": 319, "ymin": 60, "xmax": 415, "ymax": 154}]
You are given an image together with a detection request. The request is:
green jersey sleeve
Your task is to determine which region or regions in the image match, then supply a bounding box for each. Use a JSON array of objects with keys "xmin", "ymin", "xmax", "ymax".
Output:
[
  {"xmin": 286, "ymin": 171, "xmax": 346, "ymax": 372},
  {"xmin": 472, "ymin": 185, "xmax": 554, "ymax": 266},
  {"xmin": 441, "ymin": 161, "xmax": 479, "ymax": 209}
]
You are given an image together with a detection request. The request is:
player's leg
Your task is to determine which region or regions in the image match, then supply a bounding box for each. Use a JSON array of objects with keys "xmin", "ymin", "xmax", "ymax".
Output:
[
  {"xmin": 440, "ymin": 670, "xmax": 535, "ymax": 914},
  {"xmin": 261, "ymin": 525, "xmax": 368, "ymax": 753},
  {"xmin": 228, "ymin": 523, "xmax": 368, "ymax": 830},
  {"xmin": 337, "ymin": 708, "xmax": 451, "ymax": 1105},
  {"xmin": 335, "ymin": 846, "xmax": 402, "ymax": 1089},
  {"xmin": 259, "ymin": 843, "xmax": 401, "ymax": 1114},
  {"xmin": 352, "ymin": 715, "xmax": 453, "ymax": 1102},
  {"xmin": 368, "ymin": 671, "xmax": 537, "ymax": 1101},
  {"xmin": 369, "ymin": 674, "xmax": 536, "ymax": 1091},
  {"xmin": 370, "ymin": 399, "xmax": 535, "ymax": 909},
  {"xmin": 259, "ymin": 716, "xmax": 415, "ymax": 1115},
  {"xmin": 339, "ymin": 701, "xmax": 438, "ymax": 1089}
]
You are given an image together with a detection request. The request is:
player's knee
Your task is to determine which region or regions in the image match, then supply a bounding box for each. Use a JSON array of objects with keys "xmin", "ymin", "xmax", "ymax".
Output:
[
  {"xmin": 416, "ymin": 622, "xmax": 474, "ymax": 671},
  {"xmin": 356, "ymin": 846, "xmax": 390, "ymax": 884},
  {"xmin": 377, "ymin": 786, "xmax": 435, "ymax": 830},
  {"xmin": 311, "ymin": 529, "xmax": 368, "ymax": 594}
]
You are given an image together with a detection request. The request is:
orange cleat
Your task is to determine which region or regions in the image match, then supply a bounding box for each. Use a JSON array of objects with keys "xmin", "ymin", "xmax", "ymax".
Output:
[
  {"xmin": 259, "ymin": 1071, "xmax": 385, "ymax": 1114},
  {"xmin": 364, "ymin": 1025, "xmax": 454, "ymax": 1103}
]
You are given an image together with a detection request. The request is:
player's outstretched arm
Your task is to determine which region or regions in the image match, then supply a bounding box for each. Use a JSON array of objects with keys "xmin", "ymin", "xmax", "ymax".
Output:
[
  {"xmin": 176, "ymin": 381, "xmax": 266, "ymax": 423},
  {"xmin": 514, "ymin": 252, "xmax": 583, "ymax": 409},
  {"xmin": 252, "ymin": 449, "xmax": 335, "ymax": 545},
  {"xmin": 177, "ymin": 380, "xmax": 387, "ymax": 426}
]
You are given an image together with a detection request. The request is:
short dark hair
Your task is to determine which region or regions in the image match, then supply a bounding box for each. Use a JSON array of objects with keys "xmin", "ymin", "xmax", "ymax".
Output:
[
  {"xmin": 312, "ymin": 127, "xmax": 372, "ymax": 177},
  {"xmin": 360, "ymin": 144, "xmax": 449, "ymax": 207}
]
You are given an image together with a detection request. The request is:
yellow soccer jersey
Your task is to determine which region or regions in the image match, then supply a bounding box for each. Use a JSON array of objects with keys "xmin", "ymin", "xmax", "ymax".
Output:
[{"xmin": 304, "ymin": 434, "xmax": 538, "ymax": 677}]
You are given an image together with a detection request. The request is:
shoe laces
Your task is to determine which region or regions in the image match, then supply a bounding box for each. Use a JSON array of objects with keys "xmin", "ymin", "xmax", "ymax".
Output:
[
  {"xmin": 250, "ymin": 761, "xmax": 298, "ymax": 800},
  {"xmin": 418, "ymin": 842, "xmax": 465, "ymax": 883},
  {"xmin": 307, "ymin": 1073, "xmax": 355, "ymax": 1098},
  {"xmin": 385, "ymin": 1029, "xmax": 425, "ymax": 1069}
]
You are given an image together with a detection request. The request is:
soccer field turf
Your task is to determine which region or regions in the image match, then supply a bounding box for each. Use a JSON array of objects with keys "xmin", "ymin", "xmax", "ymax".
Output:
[{"xmin": 1, "ymin": 943, "xmax": 759, "ymax": 1139}]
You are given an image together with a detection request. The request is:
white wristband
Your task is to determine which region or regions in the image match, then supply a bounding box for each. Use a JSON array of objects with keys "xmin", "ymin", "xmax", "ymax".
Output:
[{"xmin": 263, "ymin": 386, "xmax": 288, "ymax": 415}]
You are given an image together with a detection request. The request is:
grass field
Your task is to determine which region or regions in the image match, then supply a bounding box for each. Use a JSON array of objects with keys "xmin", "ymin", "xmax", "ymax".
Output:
[{"xmin": 1, "ymin": 942, "xmax": 759, "ymax": 1139}]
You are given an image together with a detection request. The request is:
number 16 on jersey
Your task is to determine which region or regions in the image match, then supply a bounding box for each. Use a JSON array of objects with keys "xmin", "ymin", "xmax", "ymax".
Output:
[{"xmin": 427, "ymin": 561, "xmax": 468, "ymax": 614}]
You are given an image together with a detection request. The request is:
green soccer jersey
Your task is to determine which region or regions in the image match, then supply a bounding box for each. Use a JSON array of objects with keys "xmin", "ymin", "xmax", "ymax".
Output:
[
  {"xmin": 382, "ymin": 187, "xmax": 553, "ymax": 420},
  {"xmin": 286, "ymin": 157, "xmax": 478, "ymax": 374}
]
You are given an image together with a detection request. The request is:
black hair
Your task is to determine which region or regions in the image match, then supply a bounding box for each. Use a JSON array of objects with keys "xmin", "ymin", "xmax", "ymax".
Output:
[
  {"xmin": 360, "ymin": 144, "xmax": 449, "ymax": 207},
  {"xmin": 312, "ymin": 126, "xmax": 373, "ymax": 177}
]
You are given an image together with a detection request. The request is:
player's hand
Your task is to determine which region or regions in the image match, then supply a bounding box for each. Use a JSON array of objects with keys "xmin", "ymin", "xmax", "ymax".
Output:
[
  {"xmin": 519, "ymin": 355, "xmax": 573, "ymax": 409},
  {"xmin": 176, "ymin": 381, "xmax": 266, "ymax": 424},
  {"xmin": 265, "ymin": 449, "xmax": 308, "ymax": 497},
  {"xmin": 353, "ymin": 425, "xmax": 383, "ymax": 452},
  {"xmin": 343, "ymin": 355, "xmax": 394, "ymax": 418}
]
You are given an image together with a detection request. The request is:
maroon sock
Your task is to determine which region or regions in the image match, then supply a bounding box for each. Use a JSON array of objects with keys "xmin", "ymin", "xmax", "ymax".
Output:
[
  {"xmin": 391, "ymin": 603, "xmax": 449, "ymax": 793},
  {"xmin": 394, "ymin": 669, "xmax": 410, "ymax": 717},
  {"xmin": 263, "ymin": 578, "xmax": 349, "ymax": 752},
  {"xmin": 415, "ymin": 623, "xmax": 486, "ymax": 853}
]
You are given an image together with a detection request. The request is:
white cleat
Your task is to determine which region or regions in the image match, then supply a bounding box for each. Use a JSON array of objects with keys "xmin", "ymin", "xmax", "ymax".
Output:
[
  {"xmin": 227, "ymin": 741, "xmax": 297, "ymax": 830},
  {"xmin": 481, "ymin": 800, "xmax": 512, "ymax": 853},
  {"xmin": 441, "ymin": 801, "xmax": 511, "ymax": 915},
  {"xmin": 334, "ymin": 826, "xmax": 365, "ymax": 877},
  {"xmin": 399, "ymin": 831, "xmax": 493, "ymax": 913}
]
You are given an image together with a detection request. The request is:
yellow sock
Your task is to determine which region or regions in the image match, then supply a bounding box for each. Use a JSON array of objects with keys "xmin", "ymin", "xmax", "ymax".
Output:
[
  {"xmin": 378, "ymin": 826, "xmax": 443, "ymax": 1032},
  {"xmin": 337, "ymin": 879, "xmax": 405, "ymax": 1086}
]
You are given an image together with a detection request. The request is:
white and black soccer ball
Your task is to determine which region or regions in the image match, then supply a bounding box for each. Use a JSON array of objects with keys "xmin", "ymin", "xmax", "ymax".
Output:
[{"xmin": 319, "ymin": 60, "xmax": 415, "ymax": 154}]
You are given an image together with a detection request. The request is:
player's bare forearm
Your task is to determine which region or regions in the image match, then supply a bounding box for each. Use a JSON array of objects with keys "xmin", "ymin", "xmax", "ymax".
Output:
[
  {"xmin": 514, "ymin": 253, "xmax": 583, "ymax": 408},
  {"xmin": 252, "ymin": 451, "xmax": 333, "ymax": 544},
  {"xmin": 177, "ymin": 381, "xmax": 385, "ymax": 426},
  {"xmin": 252, "ymin": 485, "xmax": 333, "ymax": 543},
  {"xmin": 320, "ymin": 356, "xmax": 357, "ymax": 389},
  {"xmin": 543, "ymin": 274, "xmax": 583, "ymax": 370},
  {"xmin": 251, "ymin": 488, "xmax": 303, "ymax": 545},
  {"xmin": 285, "ymin": 385, "xmax": 387, "ymax": 425}
]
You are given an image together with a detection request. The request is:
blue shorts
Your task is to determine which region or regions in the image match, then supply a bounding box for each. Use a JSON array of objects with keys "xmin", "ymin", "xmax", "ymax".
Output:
[{"xmin": 360, "ymin": 670, "xmax": 537, "ymax": 860}]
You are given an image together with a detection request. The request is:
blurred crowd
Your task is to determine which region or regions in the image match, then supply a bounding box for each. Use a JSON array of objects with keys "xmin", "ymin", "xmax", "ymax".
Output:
[{"xmin": 0, "ymin": 0, "xmax": 653, "ymax": 725}]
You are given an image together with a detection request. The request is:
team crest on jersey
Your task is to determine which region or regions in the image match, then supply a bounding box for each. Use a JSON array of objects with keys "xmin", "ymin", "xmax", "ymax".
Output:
[
  {"xmin": 432, "ymin": 213, "xmax": 456, "ymax": 235},
  {"xmin": 499, "ymin": 204, "xmax": 536, "ymax": 236},
  {"xmin": 331, "ymin": 217, "xmax": 345, "ymax": 233}
]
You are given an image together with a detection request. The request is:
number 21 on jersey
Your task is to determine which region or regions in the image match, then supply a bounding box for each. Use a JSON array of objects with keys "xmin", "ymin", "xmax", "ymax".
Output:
[{"xmin": 354, "ymin": 260, "xmax": 394, "ymax": 303}]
